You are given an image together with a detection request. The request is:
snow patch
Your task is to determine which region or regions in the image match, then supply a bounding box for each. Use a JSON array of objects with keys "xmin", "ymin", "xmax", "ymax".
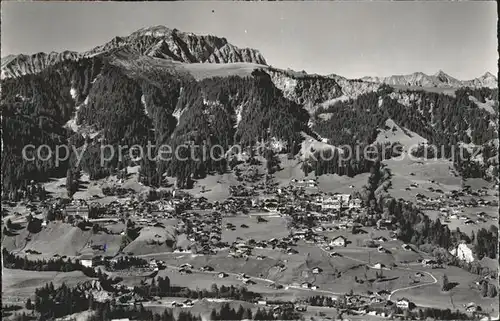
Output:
[{"xmin": 469, "ymin": 96, "xmax": 497, "ymax": 115}]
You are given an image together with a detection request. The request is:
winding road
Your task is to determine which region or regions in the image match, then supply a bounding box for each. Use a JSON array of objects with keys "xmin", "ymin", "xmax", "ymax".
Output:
[
  {"xmin": 316, "ymin": 246, "xmax": 438, "ymax": 301},
  {"xmin": 135, "ymin": 251, "xmax": 344, "ymax": 297},
  {"xmin": 136, "ymin": 245, "xmax": 438, "ymax": 301}
]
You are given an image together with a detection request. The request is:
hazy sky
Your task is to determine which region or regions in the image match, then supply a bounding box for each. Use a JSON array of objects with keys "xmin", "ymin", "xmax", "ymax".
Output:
[{"xmin": 1, "ymin": 1, "xmax": 497, "ymax": 79}]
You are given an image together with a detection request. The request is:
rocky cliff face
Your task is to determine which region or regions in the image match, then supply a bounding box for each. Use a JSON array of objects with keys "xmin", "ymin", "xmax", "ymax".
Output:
[
  {"xmin": 267, "ymin": 68, "xmax": 342, "ymax": 112},
  {"xmin": 1, "ymin": 51, "xmax": 83, "ymax": 78},
  {"xmin": 1, "ymin": 25, "xmax": 267, "ymax": 79}
]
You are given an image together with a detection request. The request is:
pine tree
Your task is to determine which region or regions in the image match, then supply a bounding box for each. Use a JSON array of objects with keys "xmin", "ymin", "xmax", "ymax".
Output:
[{"xmin": 25, "ymin": 298, "xmax": 33, "ymax": 310}]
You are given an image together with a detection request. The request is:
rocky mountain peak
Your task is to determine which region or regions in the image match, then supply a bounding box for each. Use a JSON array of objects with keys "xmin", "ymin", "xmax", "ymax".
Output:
[{"xmin": 1, "ymin": 26, "xmax": 267, "ymax": 79}]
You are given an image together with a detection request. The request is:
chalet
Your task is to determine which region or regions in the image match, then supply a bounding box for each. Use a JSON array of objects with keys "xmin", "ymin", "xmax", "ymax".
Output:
[
  {"xmin": 377, "ymin": 290, "xmax": 390, "ymax": 296},
  {"xmin": 301, "ymin": 282, "xmax": 312, "ymax": 289},
  {"xmin": 149, "ymin": 259, "xmax": 158, "ymax": 269},
  {"xmin": 200, "ymin": 265, "xmax": 214, "ymax": 272},
  {"xmin": 330, "ymin": 236, "xmax": 347, "ymax": 247},
  {"xmin": 218, "ymin": 272, "xmax": 228, "ymax": 278},
  {"xmin": 180, "ymin": 263, "xmax": 193, "ymax": 269},
  {"xmin": 396, "ymin": 298, "xmax": 411, "ymax": 309},
  {"xmin": 312, "ymin": 267, "xmax": 323, "ymax": 274},
  {"xmin": 295, "ymin": 305, "xmax": 307, "ymax": 312},
  {"xmin": 171, "ymin": 302, "xmax": 183, "ymax": 308},
  {"xmin": 257, "ymin": 300, "xmax": 267, "ymax": 305},
  {"xmin": 372, "ymin": 263, "xmax": 387, "ymax": 270},
  {"xmin": 183, "ymin": 299, "xmax": 194, "ymax": 307},
  {"xmin": 348, "ymin": 198, "xmax": 362, "ymax": 209},
  {"xmin": 179, "ymin": 268, "xmax": 192, "ymax": 275},
  {"xmin": 64, "ymin": 205, "xmax": 90, "ymax": 220},
  {"xmin": 402, "ymin": 244, "xmax": 412, "ymax": 251},
  {"xmin": 465, "ymin": 302, "xmax": 478, "ymax": 313},
  {"xmin": 79, "ymin": 255, "xmax": 95, "ymax": 268}
]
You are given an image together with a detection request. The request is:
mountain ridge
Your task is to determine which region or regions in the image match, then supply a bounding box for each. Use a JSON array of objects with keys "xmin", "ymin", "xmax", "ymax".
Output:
[
  {"xmin": 2, "ymin": 25, "xmax": 496, "ymax": 90},
  {"xmin": 361, "ymin": 70, "xmax": 497, "ymax": 89},
  {"xmin": 1, "ymin": 25, "xmax": 267, "ymax": 79}
]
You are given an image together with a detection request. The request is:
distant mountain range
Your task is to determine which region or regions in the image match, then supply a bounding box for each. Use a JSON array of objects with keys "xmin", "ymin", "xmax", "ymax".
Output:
[
  {"xmin": 1, "ymin": 25, "xmax": 496, "ymax": 90},
  {"xmin": 361, "ymin": 70, "xmax": 497, "ymax": 89}
]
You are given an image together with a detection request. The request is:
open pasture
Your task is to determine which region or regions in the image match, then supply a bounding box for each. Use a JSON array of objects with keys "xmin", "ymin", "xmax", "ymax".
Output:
[{"xmin": 221, "ymin": 215, "xmax": 289, "ymax": 243}]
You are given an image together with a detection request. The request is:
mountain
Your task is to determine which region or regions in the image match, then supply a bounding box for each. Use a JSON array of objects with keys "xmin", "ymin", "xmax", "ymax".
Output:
[
  {"xmin": 1, "ymin": 26, "xmax": 267, "ymax": 79},
  {"xmin": 362, "ymin": 70, "xmax": 497, "ymax": 89},
  {"xmin": 463, "ymin": 72, "xmax": 498, "ymax": 89},
  {"xmin": 1, "ymin": 26, "xmax": 498, "ymax": 196}
]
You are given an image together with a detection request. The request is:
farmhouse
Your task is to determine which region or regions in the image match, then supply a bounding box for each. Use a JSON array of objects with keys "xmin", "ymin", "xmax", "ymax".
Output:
[
  {"xmin": 330, "ymin": 236, "xmax": 347, "ymax": 247},
  {"xmin": 312, "ymin": 267, "xmax": 323, "ymax": 274},
  {"xmin": 402, "ymin": 244, "xmax": 412, "ymax": 251},
  {"xmin": 200, "ymin": 265, "xmax": 214, "ymax": 272},
  {"xmin": 465, "ymin": 302, "xmax": 479, "ymax": 313},
  {"xmin": 396, "ymin": 298, "xmax": 411, "ymax": 309},
  {"xmin": 372, "ymin": 263, "xmax": 386, "ymax": 270},
  {"xmin": 78, "ymin": 254, "xmax": 95, "ymax": 268},
  {"xmin": 218, "ymin": 272, "xmax": 228, "ymax": 278},
  {"xmin": 64, "ymin": 205, "xmax": 90, "ymax": 220},
  {"xmin": 348, "ymin": 198, "xmax": 362, "ymax": 209}
]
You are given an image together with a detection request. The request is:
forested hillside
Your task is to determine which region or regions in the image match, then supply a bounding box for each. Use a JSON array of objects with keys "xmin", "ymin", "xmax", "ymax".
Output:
[{"xmin": 1, "ymin": 26, "xmax": 498, "ymax": 197}]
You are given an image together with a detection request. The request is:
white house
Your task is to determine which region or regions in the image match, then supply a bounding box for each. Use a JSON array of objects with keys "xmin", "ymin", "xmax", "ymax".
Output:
[
  {"xmin": 79, "ymin": 255, "xmax": 94, "ymax": 268},
  {"xmin": 348, "ymin": 198, "xmax": 362, "ymax": 209},
  {"xmin": 402, "ymin": 244, "xmax": 412, "ymax": 251},
  {"xmin": 312, "ymin": 267, "xmax": 323, "ymax": 274},
  {"xmin": 330, "ymin": 236, "xmax": 347, "ymax": 247},
  {"xmin": 396, "ymin": 298, "xmax": 411, "ymax": 309}
]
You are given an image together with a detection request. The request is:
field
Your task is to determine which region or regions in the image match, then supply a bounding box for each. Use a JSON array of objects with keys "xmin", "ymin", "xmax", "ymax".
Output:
[
  {"xmin": 221, "ymin": 215, "xmax": 290, "ymax": 243},
  {"xmin": 2, "ymin": 269, "xmax": 92, "ymax": 304},
  {"xmin": 425, "ymin": 206, "xmax": 498, "ymax": 236},
  {"xmin": 384, "ymin": 156, "xmax": 462, "ymax": 200},
  {"xmin": 393, "ymin": 265, "xmax": 498, "ymax": 314},
  {"xmin": 182, "ymin": 62, "xmax": 267, "ymax": 81}
]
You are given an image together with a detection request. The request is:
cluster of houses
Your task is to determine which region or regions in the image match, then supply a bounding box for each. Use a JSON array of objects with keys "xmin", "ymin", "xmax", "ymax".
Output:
[
  {"xmin": 315, "ymin": 194, "xmax": 362, "ymax": 210},
  {"xmin": 415, "ymin": 189, "xmax": 496, "ymax": 226},
  {"xmin": 175, "ymin": 211, "xmax": 224, "ymax": 255}
]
